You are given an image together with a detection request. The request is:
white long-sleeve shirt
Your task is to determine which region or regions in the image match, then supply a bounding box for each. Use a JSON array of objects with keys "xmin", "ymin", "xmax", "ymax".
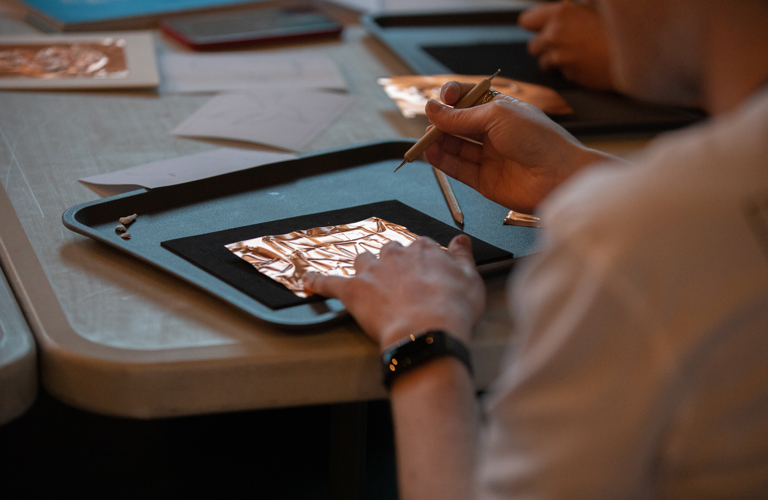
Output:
[{"xmin": 477, "ymin": 88, "xmax": 768, "ymax": 499}]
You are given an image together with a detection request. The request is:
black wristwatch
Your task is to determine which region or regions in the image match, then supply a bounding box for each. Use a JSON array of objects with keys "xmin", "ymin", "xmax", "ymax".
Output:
[{"xmin": 381, "ymin": 330, "xmax": 473, "ymax": 389}]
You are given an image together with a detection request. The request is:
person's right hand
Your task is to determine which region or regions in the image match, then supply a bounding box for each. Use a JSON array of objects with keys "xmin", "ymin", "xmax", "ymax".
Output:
[
  {"xmin": 303, "ymin": 235, "xmax": 485, "ymax": 352},
  {"xmin": 423, "ymin": 82, "xmax": 618, "ymax": 213},
  {"xmin": 518, "ymin": 0, "xmax": 614, "ymax": 91}
]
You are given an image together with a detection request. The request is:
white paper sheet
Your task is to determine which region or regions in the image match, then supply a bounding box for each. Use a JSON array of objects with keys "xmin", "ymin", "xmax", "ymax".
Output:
[
  {"xmin": 159, "ymin": 52, "xmax": 347, "ymax": 93},
  {"xmin": 79, "ymin": 148, "xmax": 296, "ymax": 197},
  {"xmin": 171, "ymin": 90, "xmax": 355, "ymax": 151}
]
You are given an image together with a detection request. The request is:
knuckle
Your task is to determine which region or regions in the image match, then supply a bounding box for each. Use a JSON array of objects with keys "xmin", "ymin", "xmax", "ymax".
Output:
[
  {"xmin": 354, "ymin": 251, "xmax": 375, "ymax": 268},
  {"xmin": 414, "ymin": 237, "xmax": 438, "ymax": 251},
  {"xmin": 547, "ymin": 50, "xmax": 564, "ymax": 65},
  {"xmin": 383, "ymin": 240, "xmax": 403, "ymax": 251},
  {"xmin": 379, "ymin": 241, "xmax": 404, "ymax": 258},
  {"xmin": 412, "ymin": 237, "xmax": 429, "ymax": 248}
]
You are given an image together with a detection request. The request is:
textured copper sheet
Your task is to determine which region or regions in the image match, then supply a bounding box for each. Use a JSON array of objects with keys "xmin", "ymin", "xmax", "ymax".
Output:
[
  {"xmin": 0, "ymin": 39, "xmax": 128, "ymax": 79},
  {"xmin": 378, "ymin": 74, "xmax": 573, "ymax": 117},
  {"xmin": 226, "ymin": 217, "xmax": 420, "ymax": 297}
]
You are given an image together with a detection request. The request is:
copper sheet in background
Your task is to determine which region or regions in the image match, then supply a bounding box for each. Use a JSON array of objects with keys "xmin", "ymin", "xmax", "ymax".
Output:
[
  {"xmin": 226, "ymin": 217, "xmax": 420, "ymax": 298},
  {"xmin": 0, "ymin": 39, "xmax": 128, "ymax": 79},
  {"xmin": 378, "ymin": 74, "xmax": 573, "ymax": 117}
]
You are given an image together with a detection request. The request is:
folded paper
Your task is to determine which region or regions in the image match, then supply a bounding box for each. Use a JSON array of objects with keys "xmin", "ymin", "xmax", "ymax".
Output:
[{"xmin": 172, "ymin": 89, "xmax": 355, "ymax": 151}]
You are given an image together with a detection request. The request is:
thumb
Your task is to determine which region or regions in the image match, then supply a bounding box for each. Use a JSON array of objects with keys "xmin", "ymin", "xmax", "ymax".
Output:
[
  {"xmin": 425, "ymin": 99, "xmax": 491, "ymax": 141},
  {"xmin": 447, "ymin": 234, "xmax": 475, "ymax": 266}
]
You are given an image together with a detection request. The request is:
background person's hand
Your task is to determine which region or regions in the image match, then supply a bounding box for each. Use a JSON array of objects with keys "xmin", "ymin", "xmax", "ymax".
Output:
[
  {"xmin": 424, "ymin": 82, "xmax": 616, "ymax": 213},
  {"xmin": 519, "ymin": 0, "xmax": 614, "ymax": 91},
  {"xmin": 303, "ymin": 235, "xmax": 485, "ymax": 350}
]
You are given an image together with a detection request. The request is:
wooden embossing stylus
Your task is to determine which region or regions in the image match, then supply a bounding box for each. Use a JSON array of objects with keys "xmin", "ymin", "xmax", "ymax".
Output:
[{"xmin": 394, "ymin": 69, "xmax": 501, "ymax": 172}]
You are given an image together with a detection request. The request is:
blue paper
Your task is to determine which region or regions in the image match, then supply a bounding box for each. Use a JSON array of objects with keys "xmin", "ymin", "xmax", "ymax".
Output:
[{"xmin": 19, "ymin": 0, "xmax": 264, "ymax": 25}]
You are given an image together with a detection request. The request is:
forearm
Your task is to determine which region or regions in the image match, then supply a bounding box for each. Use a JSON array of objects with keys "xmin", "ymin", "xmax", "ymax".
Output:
[
  {"xmin": 301, "ymin": 237, "xmax": 485, "ymax": 498},
  {"xmin": 389, "ymin": 357, "xmax": 479, "ymax": 500}
]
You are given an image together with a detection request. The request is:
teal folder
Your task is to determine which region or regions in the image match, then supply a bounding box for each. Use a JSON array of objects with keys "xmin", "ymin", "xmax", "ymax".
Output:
[{"xmin": 16, "ymin": 0, "xmax": 278, "ymax": 31}]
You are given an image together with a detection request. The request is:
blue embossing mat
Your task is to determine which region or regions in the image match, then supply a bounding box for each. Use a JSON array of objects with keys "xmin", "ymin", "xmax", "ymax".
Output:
[{"xmin": 63, "ymin": 140, "xmax": 534, "ymax": 328}]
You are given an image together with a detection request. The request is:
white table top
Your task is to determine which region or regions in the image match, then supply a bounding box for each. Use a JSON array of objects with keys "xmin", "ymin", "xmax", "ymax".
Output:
[{"xmin": 0, "ymin": 1, "xmax": 648, "ymax": 418}]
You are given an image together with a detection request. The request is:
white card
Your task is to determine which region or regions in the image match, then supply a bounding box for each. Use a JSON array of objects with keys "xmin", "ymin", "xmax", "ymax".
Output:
[
  {"xmin": 79, "ymin": 148, "xmax": 295, "ymax": 197},
  {"xmin": 159, "ymin": 51, "xmax": 347, "ymax": 93},
  {"xmin": 172, "ymin": 90, "xmax": 355, "ymax": 151}
]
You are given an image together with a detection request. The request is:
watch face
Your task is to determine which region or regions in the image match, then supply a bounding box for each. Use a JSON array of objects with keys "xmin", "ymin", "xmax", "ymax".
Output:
[{"xmin": 382, "ymin": 331, "xmax": 471, "ymax": 388}]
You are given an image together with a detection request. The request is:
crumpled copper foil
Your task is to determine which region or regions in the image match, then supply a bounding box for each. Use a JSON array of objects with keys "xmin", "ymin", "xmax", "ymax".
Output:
[
  {"xmin": 0, "ymin": 38, "xmax": 128, "ymax": 79},
  {"xmin": 225, "ymin": 217, "xmax": 420, "ymax": 298},
  {"xmin": 378, "ymin": 74, "xmax": 573, "ymax": 117}
]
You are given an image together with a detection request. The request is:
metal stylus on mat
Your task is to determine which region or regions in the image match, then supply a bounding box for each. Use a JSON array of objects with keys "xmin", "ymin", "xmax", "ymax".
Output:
[{"xmin": 433, "ymin": 167, "xmax": 464, "ymax": 225}]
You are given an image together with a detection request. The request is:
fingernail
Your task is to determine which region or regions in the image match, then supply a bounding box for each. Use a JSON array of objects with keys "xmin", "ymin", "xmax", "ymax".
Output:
[
  {"xmin": 426, "ymin": 99, "xmax": 445, "ymax": 113},
  {"xmin": 457, "ymin": 234, "xmax": 471, "ymax": 247}
]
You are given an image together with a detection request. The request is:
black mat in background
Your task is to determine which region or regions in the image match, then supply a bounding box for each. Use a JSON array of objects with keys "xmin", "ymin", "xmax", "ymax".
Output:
[
  {"xmin": 423, "ymin": 41, "xmax": 704, "ymax": 132},
  {"xmin": 161, "ymin": 200, "xmax": 513, "ymax": 310},
  {"xmin": 424, "ymin": 41, "xmax": 578, "ymax": 91}
]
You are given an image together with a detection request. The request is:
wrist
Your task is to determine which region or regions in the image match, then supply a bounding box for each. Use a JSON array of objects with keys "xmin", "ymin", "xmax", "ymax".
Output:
[
  {"xmin": 378, "ymin": 317, "xmax": 472, "ymax": 353},
  {"xmin": 381, "ymin": 330, "xmax": 473, "ymax": 390},
  {"xmin": 556, "ymin": 146, "xmax": 624, "ymax": 186},
  {"xmin": 388, "ymin": 355, "xmax": 471, "ymax": 393},
  {"xmin": 580, "ymin": 147, "xmax": 625, "ymax": 168}
]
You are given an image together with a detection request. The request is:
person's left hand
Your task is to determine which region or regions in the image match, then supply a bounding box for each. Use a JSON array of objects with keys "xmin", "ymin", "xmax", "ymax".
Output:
[
  {"xmin": 519, "ymin": 0, "xmax": 614, "ymax": 91},
  {"xmin": 303, "ymin": 235, "xmax": 486, "ymax": 350}
]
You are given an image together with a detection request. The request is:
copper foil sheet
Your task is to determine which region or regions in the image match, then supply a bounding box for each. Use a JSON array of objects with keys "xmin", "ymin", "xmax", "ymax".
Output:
[
  {"xmin": 378, "ymin": 74, "xmax": 573, "ymax": 117},
  {"xmin": 0, "ymin": 38, "xmax": 128, "ymax": 79},
  {"xmin": 226, "ymin": 217, "xmax": 420, "ymax": 298}
]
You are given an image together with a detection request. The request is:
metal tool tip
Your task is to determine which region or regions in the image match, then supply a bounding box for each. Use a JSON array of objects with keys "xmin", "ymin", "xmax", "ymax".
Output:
[
  {"xmin": 489, "ymin": 69, "xmax": 501, "ymax": 80},
  {"xmin": 394, "ymin": 159, "xmax": 408, "ymax": 172}
]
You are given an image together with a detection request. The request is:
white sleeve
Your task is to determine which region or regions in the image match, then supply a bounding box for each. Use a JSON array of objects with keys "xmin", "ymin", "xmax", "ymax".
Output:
[
  {"xmin": 474, "ymin": 96, "xmax": 768, "ymax": 498},
  {"xmin": 475, "ymin": 231, "xmax": 673, "ymax": 500}
]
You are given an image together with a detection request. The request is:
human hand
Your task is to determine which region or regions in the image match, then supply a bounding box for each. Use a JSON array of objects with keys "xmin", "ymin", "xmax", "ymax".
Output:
[
  {"xmin": 424, "ymin": 82, "xmax": 615, "ymax": 213},
  {"xmin": 303, "ymin": 235, "xmax": 485, "ymax": 351},
  {"xmin": 519, "ymin": 0, "xmax": 614, "ymax": 91}
]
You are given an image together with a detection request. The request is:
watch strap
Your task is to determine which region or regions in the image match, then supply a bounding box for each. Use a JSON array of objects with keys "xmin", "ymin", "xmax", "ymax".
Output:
[{"xmin": 381, "ymin": 330, "xmax": 473, "ymax": 389}]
